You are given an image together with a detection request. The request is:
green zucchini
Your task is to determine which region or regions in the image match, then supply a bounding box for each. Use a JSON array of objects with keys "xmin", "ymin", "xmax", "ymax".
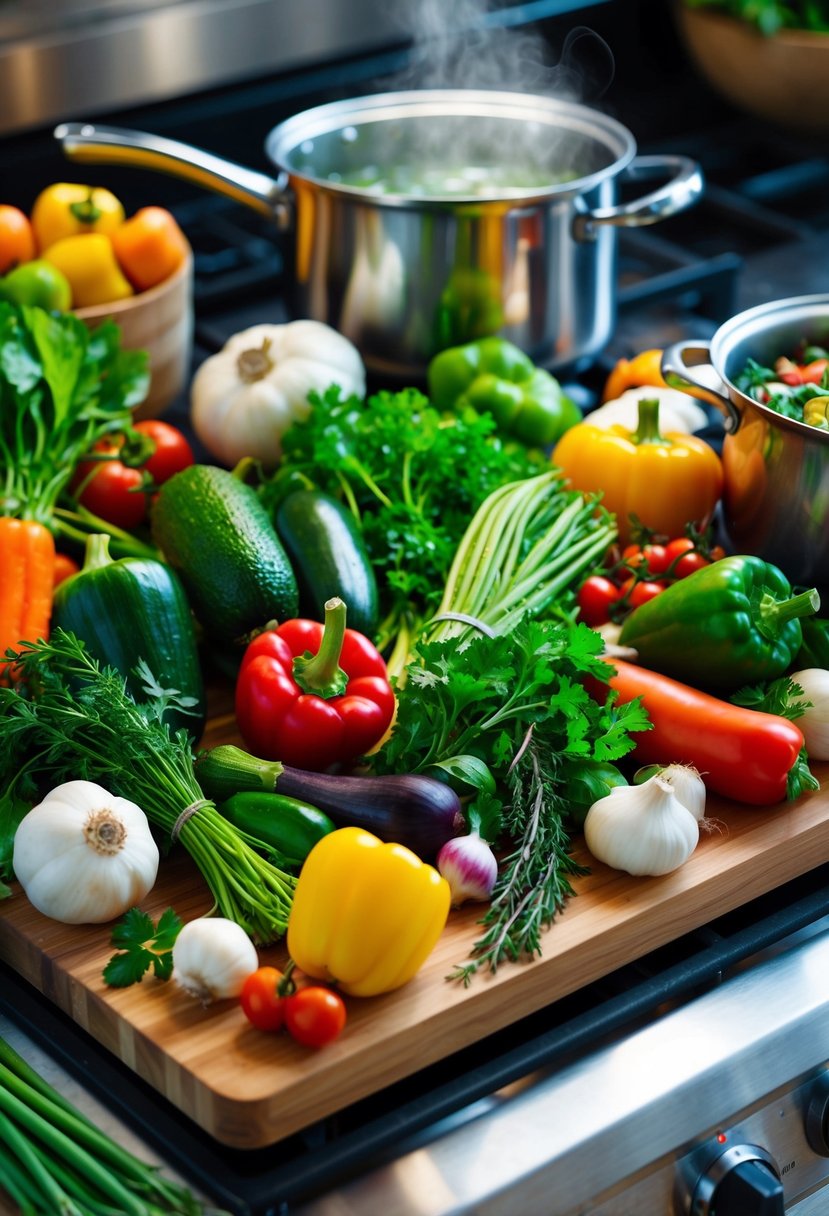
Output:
[
  {"xmin": 275, "ymin": 489, "xmax": 379, "ymax": 637},
  {"xmin": 151, "ymin": 464, "xmax": 298, "ymax": 641},
  {"xmin": 52, "ymin": 533, "xmax": 206, "ymax": 741},
  {"xmin": 218, "ymin": 790, "xmax": 334, "ymax": 867}
]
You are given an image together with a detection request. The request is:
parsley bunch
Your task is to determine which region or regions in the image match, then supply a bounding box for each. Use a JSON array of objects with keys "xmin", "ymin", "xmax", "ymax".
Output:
[
  {"xmin": 374, "ymin": 617, "xmax": 650, "ymax": 979},
  {"xmin": 0, "ymin": 630, "xmax": 296, "ymax": 943},
  {"xmin": 266, "ymin": 386, "xmax": 545, "ymax": 675}
]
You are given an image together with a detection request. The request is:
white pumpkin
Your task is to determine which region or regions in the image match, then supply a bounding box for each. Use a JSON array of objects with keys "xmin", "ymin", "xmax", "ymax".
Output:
[
  {"xmin": 190, "ymin": 319, "xmax": 366, "ymax": 468},
  {"xmin": 13, "ymin": 780, "xmax": 159, "ymax": 924}
]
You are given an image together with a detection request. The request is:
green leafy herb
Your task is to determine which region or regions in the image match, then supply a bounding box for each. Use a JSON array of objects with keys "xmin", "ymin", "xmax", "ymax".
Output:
[
  {"xmin": 261, "ymin": 385, "xmax": 545, "ymax": 675},
  {"xmin": 0, "ymin": 629, "xmax": 296, "ymax": 942},
  {"xmin": 684, "ymin": 0, "xmax": 829, "ymax": 34},
  {"xmin": 0, "ymin": 301, "xmax": 156, "ymax": 557},
  {"xmin": 103, "ymin": 907, "xmax": 183, "ymax": 987},
  {"xmin": 731, "ymin": 674, "xmax": 809, "ymax": 719},
  {"xmin": 374, "ymin": 617, "xmax": 651, "ymax": 978}
]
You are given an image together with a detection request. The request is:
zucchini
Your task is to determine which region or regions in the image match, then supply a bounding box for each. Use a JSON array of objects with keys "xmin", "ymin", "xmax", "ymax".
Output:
[
  {"xmin": 275, "ymin": 489, "xmax": 379, "ymax": 637},
  {"xmin": 218, "ymin": 791, "xmax": 334, "ymax": 867},
  {"xmin": 52, "ymin": 533, "xmax": 206, "ymax": 741},
  {"xmin": 151, "ymin": 464, "xmax": 298, "ymax": 641}
]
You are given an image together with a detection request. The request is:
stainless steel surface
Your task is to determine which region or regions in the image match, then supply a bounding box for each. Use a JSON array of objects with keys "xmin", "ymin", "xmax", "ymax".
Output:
[
  {"xmin": 54, "ymin": 91, "xmax": 704, "ymax": 377},
  {"xmin": 295, "ymin": 925, "xmax": 829, "ymax": 1215},
  {"xmin": 0, "ymin": 0, "xmax": 417, "ymax": 137},
  {"xmin": 662, "ymin": 294, "xmax": 829, "ymax": 589}
]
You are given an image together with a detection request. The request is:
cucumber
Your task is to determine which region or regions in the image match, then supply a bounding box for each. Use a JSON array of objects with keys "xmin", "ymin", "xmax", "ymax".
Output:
[
  {"xmin": 275, "ymin": 489, "xmax": 379, "ymax": 637},
  {"xmin": 218, "ymin": 791, "xmax": 334, "ymax": 868},
  {"xmin": 151, "ymin": 464, "xmax": 298, "ymax": 641}
]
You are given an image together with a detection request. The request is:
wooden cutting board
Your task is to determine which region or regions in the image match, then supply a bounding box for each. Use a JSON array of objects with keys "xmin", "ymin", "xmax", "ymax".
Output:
[{"xmin": 2, "ymin": 695, "xmax": 829, "ymax": 1150}]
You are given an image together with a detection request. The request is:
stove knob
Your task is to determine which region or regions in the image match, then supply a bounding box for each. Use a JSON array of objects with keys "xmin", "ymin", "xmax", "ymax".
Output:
[
  {"xmin": 684, "ymin": 1143, "xmax": 783, "ymax": 1216},
  {"xmin": 805, "ymin": 1068, "xmax": 829, "ymax": 1155}
]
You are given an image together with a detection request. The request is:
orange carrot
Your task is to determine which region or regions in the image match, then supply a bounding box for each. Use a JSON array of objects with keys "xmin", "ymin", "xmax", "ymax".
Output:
[{"xmin": 0, "ymin": 517, "xmax": 55, "ymax": 680}]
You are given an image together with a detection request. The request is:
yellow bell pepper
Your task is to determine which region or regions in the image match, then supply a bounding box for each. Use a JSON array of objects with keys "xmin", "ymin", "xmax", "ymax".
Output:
[
  {"xmin": 43, "ymin": 234, "xmax": 133, "ymax": 309},
  {"xmin": 803, "ymin": 396, "xmax": 829, "ymax": 430},
  {"xmin": 31, "ymin": 182, "xmax": 125, "ymax": 252},
  {"xmin": 552, "ymin": 396, "xmax": 723, "ymax": 546},
  {"xmin": 286, "ymin": 827, "xmax": 451, "ymax": 997}
]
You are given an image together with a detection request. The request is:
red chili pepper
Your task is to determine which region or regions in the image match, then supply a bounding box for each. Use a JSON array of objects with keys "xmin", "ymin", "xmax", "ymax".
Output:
[
  {"xmin": 235, "ymin": 597, "xmax": 395, "ymax": 771},
  {"xmin": 585, "ymin": 657, "xmax": 809, "ymax": 806}
]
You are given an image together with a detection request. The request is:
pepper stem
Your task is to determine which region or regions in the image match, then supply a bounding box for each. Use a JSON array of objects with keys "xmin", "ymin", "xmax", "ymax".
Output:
[
  {"xmin": 632, "ymin": 397, "xmax": 671, "ymax": 447},
  {"xmin": 758, "ymin": 587, "xmax": 821, "ymax": 637},
  {"xmin": 292, "ymin": 597, "xmax": 349, "ymax": 698},
  {"xmin": 82, "ymin": 532, "xmax": 114, "ymax": 572}
]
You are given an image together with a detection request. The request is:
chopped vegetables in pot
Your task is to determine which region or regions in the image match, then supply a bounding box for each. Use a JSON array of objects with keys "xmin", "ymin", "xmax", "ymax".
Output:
[{"xmin": 735, "ymin": 343, "xmax": 829, "ymax": 428}]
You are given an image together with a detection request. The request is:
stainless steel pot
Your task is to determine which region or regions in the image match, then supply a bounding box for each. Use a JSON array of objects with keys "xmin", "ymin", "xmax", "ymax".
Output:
[
  {"xmin": 55, "ymin": 90, "xmax": 703, "ymax": 379},
  {"xmin": 662, "ymin": 294, "xmax": 829, "ymax": 590}
]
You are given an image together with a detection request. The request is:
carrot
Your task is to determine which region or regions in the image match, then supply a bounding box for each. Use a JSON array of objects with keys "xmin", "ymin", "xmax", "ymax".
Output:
[
  {"xmin": 0, "ymin": 518, "xmax": 55, "ymax": 680},
  {"xmin": 585, "ymin": 657, "xmax": 812, "ymax": 806}
]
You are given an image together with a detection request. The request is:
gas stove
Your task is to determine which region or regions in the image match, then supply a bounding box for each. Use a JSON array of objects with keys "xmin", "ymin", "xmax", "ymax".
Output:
[{"xmin": 2, "ymin": 2, "xmax": 829, "ymax": 1214}]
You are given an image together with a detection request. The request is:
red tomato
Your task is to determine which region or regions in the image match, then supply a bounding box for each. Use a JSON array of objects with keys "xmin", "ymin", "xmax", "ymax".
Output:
[
  {"xmin": 74, "ymin": 444, "xmax": 148, "ymax": 530},
  {"xmin": 133, "ymin": 420, "xmax": 194, "ymax": 484},
  {"xmin": 239, "ymin": 966, "xmax": 285, "ymax": 1032},
  {"xmin": 622, "ymin": 543, "xmax": 670, "ymax": 576},
  {"xmin": 663, "ymin": 537, "xmax": 695, "ymax": 562},
  {"xmin": 576, "ymin": 575, "xmax": 621, "ymax": 627},
  {"xmin": 283, "ymin": 986, "xmax": 347, "ymax": 1049},
  {"xmin": 663, "ymin": 537, "xmax": 711, "ymax": 579},
  {"xmin": 621, "ymin": 577, "xmax": 667, "ymax": 608}
]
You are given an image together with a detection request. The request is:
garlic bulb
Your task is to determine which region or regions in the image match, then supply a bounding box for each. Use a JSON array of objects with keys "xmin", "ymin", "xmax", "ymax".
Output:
[
  {"xmin": 12, "ymin": 780, "xmax": 159, "ymax": 924},
  {"xmin": 171, "ymin": 917, "xmax": 259, "ymax": 1003},
  {"xmin": 437, "ymin": 831, "xmax": 498, "ymax": 906},
  {"xmin": 584, "ymin": 772, "xmax": 699, "ymax": 876},
  {"xmin": 632, "ymin": 764, "xmax": 707, "ymax": 822},
  {"xmin": 789, "ymin": 669, "xmax": 829, "ymax": 760}
]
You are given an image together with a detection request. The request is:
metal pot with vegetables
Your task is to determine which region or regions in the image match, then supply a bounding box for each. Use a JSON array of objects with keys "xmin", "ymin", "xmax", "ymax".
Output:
[
  {"xmin": 54, "ymin": 90, "xmax": 704, "ymax": 378},
  {"xmin": 662, "ymin": 293, "xmax": 829, "ymax": 592}
]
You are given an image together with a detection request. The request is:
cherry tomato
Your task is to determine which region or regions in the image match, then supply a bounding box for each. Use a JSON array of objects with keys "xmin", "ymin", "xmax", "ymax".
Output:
[
  {"xmin": 53, "ymin": 552, "xmax": 81, "ymax": 588},
  {"xmin": 283, "ymin": 986, "xmax": 347, "ymax": 1049},
  {"xmin": 133, "ymin": 420, "xmax": 194, "ymax": 484},
  {"xmin": 576, "ymin": 575, "xmax": 621, "ymax": 627},
  {"xmin": 663, "ymin": 537, "xmax": 695, "ymax": 563},
  {"xmin": 620, "ymin": 577, "xmax": 667, "ymax": 608},
  {"xmin": 74, "ymin": 443, "xmax": 148, "ymax": 530},
  {"xmin": 709, "ymin": 544, "xmax": 727, "ymax": 563},
  {"xmin": 663, "ymin": 537, "xmax": 711, "ymax": 579},
  {"xmin": 0, "ymin": 205, "xmax": 36, "ymax": 275},
  {"xmin": 239, "ymin": 966, "xmax": 285, "ymax": 1032},
  {"xmin": 622, "ymin": 542, "xmax": 669, "ymax": 576}
]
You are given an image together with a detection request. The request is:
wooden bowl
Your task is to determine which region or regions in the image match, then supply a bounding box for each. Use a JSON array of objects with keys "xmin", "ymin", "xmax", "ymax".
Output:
[
  {"xmin": 676, "ymin": 5, "xmax": 829, "ymax": 134},
  {"xmin": 74, "ymin": 252, "xmax": 194, "ymax": 420}
]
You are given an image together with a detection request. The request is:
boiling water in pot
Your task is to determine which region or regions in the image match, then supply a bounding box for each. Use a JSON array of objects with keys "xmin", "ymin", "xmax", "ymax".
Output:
[{"xmin": 328, "ymin": 163, "xmax": 580, "ymax": 197}]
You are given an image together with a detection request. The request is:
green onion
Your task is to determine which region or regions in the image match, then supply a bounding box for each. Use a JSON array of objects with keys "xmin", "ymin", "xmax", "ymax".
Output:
[{"xmin": 0, "ymin": 1035, "xmax": 218, "ymax": 1215}]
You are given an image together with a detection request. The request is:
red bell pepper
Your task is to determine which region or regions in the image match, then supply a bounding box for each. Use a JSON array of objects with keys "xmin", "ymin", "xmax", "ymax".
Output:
[{"xmin": 235, "ymin": 597, "xmax": 395, "ymax": 771}]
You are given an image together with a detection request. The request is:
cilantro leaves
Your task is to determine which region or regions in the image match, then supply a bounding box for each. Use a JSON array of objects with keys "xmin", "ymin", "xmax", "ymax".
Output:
[{"xmin": 102, "ymin": 907, "xmax": 183, "ymax": 987}]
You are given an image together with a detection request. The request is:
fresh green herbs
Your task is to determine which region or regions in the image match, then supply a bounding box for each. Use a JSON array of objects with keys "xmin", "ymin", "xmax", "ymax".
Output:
[
  {"xmin": 0, "ymin": 629, "xmax": 296, "ymax": 942},
  {"xmin": 103, "ymin": 907, "xmax": 183, "ymax": 987},
  {"xmin": 0, "ymin": 301, "xmax": 155, "ymax": 557},
  {"xmin": 262, "ymin": 385, "xmax": 545, "ymax": 675},
  {"xmin": 374, "ymin": 617, "xmax": 651, "ymax": 979},
  {"xmin": 0, "ymin": 1034, "xmax": 219, "ymax": 1215},
  {"xmin": 684, "ymin": 0, "xmax": 829, "ymax": 34}
]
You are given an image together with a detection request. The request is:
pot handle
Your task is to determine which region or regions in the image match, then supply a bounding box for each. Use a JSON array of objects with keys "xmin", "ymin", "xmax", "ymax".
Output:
[
  {"xmin": 661, "ymin": 340, "xmax": 742, "ymax": 433},
  {"xmin": 53, "ymin": 122, "xmax": 292, "ymax": 229},
  {"xmin": 573, "ymin": 155, "xmax": 704, "ymax": 241}
]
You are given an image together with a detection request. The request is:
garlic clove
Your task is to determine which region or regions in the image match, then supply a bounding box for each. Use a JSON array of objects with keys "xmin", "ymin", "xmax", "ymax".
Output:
[
  {"xmin": 584, "ymin": 774, "xmax": 700, "ymax": 877},
  {"xmin": 171, "ymin": 916, "xmax": 259, "ymax": 1003}
]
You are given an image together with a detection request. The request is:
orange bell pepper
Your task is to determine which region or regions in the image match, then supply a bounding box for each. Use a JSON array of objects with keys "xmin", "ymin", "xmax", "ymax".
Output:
[
  {"xmin": 601, "ymin": 348, "xmax": 666, "ymax": 403},
  {"xmin": 552, "ymin": 396, "xmax": 723, "ymax": 546}
]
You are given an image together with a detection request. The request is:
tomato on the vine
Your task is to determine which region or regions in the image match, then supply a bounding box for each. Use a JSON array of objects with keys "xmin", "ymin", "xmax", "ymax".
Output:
[
  {"xmin": 283, "ymin": 986, "xmax": 347, "ymax": 1048},
  {"xmin": 577, "ymin": 575, "xmax": 621, "ymax": 626},
  {"xmin": 134, "ymin": 420, "xmax": 195, "ymax": 484},
  {"xmin": 663, "ymin": 537, "xmax": 711, "ymax": 579},
  {"xmin": 620, "ymin": 577, "xmax": 667, "ymax": 608},
  {"xmin": 239, "ymin": 966, "xmax": 285, "ymax": 1032},
  {"xmin": 74, "ymin": 443, "xmax": 149, "ymax": 530},
  {"xmin": 621, "ymin": 542, "xmax": 669, "ymax": 576}
]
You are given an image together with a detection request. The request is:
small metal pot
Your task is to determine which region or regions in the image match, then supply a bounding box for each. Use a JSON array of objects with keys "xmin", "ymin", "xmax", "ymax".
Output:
[
  {"xmin": 662, "ymin": 294, "xmax": 829, "ymax": 590},
  {"xmin": 55, "ymin": 90, "xmax": 702, "ymax": 379}
]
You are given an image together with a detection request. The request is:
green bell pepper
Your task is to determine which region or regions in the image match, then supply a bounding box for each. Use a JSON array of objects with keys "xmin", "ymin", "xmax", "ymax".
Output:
[
  {"xmin": 52, "ymin": 532, "xmax": 206, "ymax": 740},
  {"xmin": 427, "ymin": 336, "xmax": 581, "ymax": 447},
  {"xmin": 618, "ymin": 554, "xmax": 820, "ymax": 692}
]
